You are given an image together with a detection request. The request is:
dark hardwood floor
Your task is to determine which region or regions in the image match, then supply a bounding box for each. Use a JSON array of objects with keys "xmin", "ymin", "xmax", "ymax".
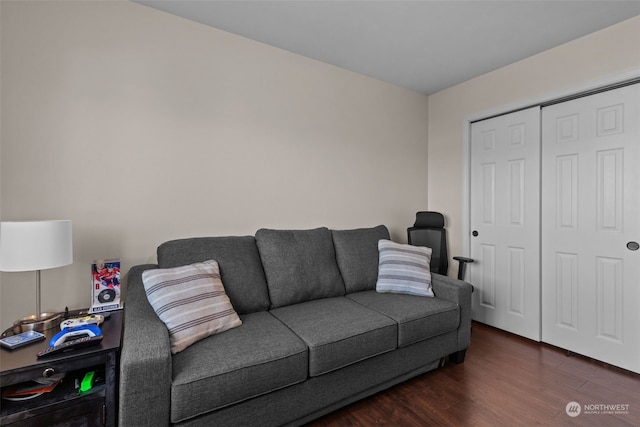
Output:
[{"xmin": 308, "ymin": 322, "xmax": 640, "ymax": 426}]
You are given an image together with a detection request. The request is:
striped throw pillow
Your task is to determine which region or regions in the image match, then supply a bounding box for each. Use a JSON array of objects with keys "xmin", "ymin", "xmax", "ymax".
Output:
[
  {"xmin": 142, "ymin": 260, "xmax": 242, "ymax": 354},
  {"xmin": 376, "ymin": 240, "xmax": 434, "ymax": 297}
]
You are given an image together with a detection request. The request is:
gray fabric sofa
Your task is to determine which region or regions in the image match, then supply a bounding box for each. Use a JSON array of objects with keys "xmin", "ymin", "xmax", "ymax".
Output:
[{"xmin": 119, "ymin": 225, "xmax": 472, "ymax": 426}]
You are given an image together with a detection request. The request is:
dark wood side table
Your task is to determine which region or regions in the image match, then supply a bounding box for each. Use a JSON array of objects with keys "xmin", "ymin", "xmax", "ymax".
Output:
[{"xmin": 0, "ymin": 310, "xmax": 123, "ymax": 427}]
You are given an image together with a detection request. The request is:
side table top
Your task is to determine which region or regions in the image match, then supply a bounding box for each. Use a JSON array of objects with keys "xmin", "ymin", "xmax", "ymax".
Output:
[{"xmin": 0, "ymin": 310, "xmax": 123, "ymax": 374}]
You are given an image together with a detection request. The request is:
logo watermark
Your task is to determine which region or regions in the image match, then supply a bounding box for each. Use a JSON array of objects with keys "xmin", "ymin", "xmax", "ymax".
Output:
[
  {"xmin": 566, "ymin": 401, "xmax": 630, "ymax": 417},
  {"xmin": 565, "ymin": 402, "xmax": 581, "ymax": 417}
]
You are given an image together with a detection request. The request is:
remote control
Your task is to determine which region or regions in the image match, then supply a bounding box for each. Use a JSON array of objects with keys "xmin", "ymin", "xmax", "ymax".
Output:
[{"xmin": 37, "ymin": 335, "xmax": 103, "ymax": 358}]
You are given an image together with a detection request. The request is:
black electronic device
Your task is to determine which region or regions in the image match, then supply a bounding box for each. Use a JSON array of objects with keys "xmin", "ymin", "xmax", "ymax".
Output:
[
  {"xmin": 0, "ymin": 331, "xmax": 46, "ymax": 350},
  {"xmin": 37, "ymin": 335, "xmax": 103, "ymax": 358}
]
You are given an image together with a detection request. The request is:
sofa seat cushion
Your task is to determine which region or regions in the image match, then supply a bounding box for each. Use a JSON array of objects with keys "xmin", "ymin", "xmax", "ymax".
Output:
[
  {"xmin": 170, "ymin": 311, "xmax": 308, "ymax": 424},
  {"xmin": 347, "ymin": 290, "xmax": 460, "ymax": 347},
  {"xmin": 270, "ymin": 297, "xmax": 397, "ymax": 377}
]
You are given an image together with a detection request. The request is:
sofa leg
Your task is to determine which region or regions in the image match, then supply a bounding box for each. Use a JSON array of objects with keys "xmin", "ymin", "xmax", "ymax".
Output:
[{"xmin": 448, "ymin": 349, "xmax": 466, "ymax": 364}]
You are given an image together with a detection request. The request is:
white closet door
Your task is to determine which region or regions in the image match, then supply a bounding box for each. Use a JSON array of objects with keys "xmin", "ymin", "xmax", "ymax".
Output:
[
  {"xmin": 470, "ymin": 106, "xmax": 541, "ymax": 341},
  {"xmin": 541, "ymin": 84, "xmax": 640, "ymax": 374}
]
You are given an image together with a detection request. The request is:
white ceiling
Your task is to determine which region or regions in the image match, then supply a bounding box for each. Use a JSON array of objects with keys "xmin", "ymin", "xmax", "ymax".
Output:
[{"xmin": 135, "ymin": 0, "xmax": 640, "ymax": 94}]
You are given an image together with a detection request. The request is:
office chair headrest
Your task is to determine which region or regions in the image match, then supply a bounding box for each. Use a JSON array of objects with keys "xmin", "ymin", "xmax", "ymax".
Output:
[{"xmin": 414, "ymin": 211, "xmax": 445, "ymax": 229}]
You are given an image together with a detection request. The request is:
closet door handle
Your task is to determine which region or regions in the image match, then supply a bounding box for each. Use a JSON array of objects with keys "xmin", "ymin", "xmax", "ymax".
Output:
[
  {"xmin": 628, "ymin": 241, "xmax": 639, "ymax": 251},
  {"xmin": 472, "ymin": 231, "xmax": 479, "ymax": 237}
]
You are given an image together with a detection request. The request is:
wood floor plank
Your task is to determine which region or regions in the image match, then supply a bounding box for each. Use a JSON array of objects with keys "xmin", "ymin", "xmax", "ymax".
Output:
[{"xmin": 307, "ymin": 322, "xmax": 640, "ymax": 426}]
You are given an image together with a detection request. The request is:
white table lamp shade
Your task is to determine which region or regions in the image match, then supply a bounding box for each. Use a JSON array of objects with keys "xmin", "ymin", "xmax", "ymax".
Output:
[{"xmin": 0, "ymin": 220, "xmax": 73, "ymax": 272}]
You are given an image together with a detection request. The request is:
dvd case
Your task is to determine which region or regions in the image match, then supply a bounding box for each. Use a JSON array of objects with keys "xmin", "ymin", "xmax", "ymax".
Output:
[{"xmin": 89, "ymin": 259, "xmax": 122, "ymax": 313}]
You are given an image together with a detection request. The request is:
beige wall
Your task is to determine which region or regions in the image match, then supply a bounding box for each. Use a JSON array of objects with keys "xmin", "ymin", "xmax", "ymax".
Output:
[
  {"xmin": 428, "ymin": 16, "xmax": 640, "ymax": 263},
  {"xmin": 2, "ymin": 2, "xmax": 638, "ymax": 330},
  {"xmin": 0, "ymin": 1, "xmax": 429, "ymax": 328}
]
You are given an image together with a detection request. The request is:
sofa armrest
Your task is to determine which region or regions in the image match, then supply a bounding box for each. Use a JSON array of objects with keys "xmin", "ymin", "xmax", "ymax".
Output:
[
  {"xmin": 119, "ymin": 264, "xmax": 172, "ymax": 427},
  {"xmin": 431, "ymin": 273, "xmax": 473, "ymax": 352}
]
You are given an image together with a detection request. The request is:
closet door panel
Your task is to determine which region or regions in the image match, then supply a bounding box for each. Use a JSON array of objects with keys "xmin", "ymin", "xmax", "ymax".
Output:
[
  {"xmin": 541, "ymin": 83, "xmax": 640, "ymax": 374},
  {"xmin": 470, "ymin": 106, "xmax": 541, "ymax": 341}
]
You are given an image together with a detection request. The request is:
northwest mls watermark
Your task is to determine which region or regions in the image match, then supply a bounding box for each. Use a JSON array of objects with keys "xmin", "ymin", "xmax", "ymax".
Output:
[{"xmin": 566, "ymin": 401, "xmax": 630, "ymax": 417}]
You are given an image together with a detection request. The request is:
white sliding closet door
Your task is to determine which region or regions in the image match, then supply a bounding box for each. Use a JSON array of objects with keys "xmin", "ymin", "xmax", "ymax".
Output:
[
  {"xmin": 541, "ymin": 84, "xmax": 640, "ymax": 374},
  {"xmin": 470, "ymin": 106, "xmax": 541, "ymax": 341}
]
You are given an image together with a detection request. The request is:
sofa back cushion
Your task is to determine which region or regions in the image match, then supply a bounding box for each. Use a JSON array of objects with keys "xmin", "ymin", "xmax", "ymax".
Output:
[
  {"xmin": 157, "ymin": 236, "xmax": 270, "ymax": 314},
  {"xmin": 331, "ymin": 225, "xmax": 390, "ymax": 293},
  {"xmin": 255, "ymin": 227, "xmax": 346, "ymax": 308}
]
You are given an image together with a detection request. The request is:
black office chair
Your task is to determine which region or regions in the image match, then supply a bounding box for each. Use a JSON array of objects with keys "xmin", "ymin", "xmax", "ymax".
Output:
[{"xmin": 407, "ymin": 211, "xmax": 474, "ymax": 282}]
